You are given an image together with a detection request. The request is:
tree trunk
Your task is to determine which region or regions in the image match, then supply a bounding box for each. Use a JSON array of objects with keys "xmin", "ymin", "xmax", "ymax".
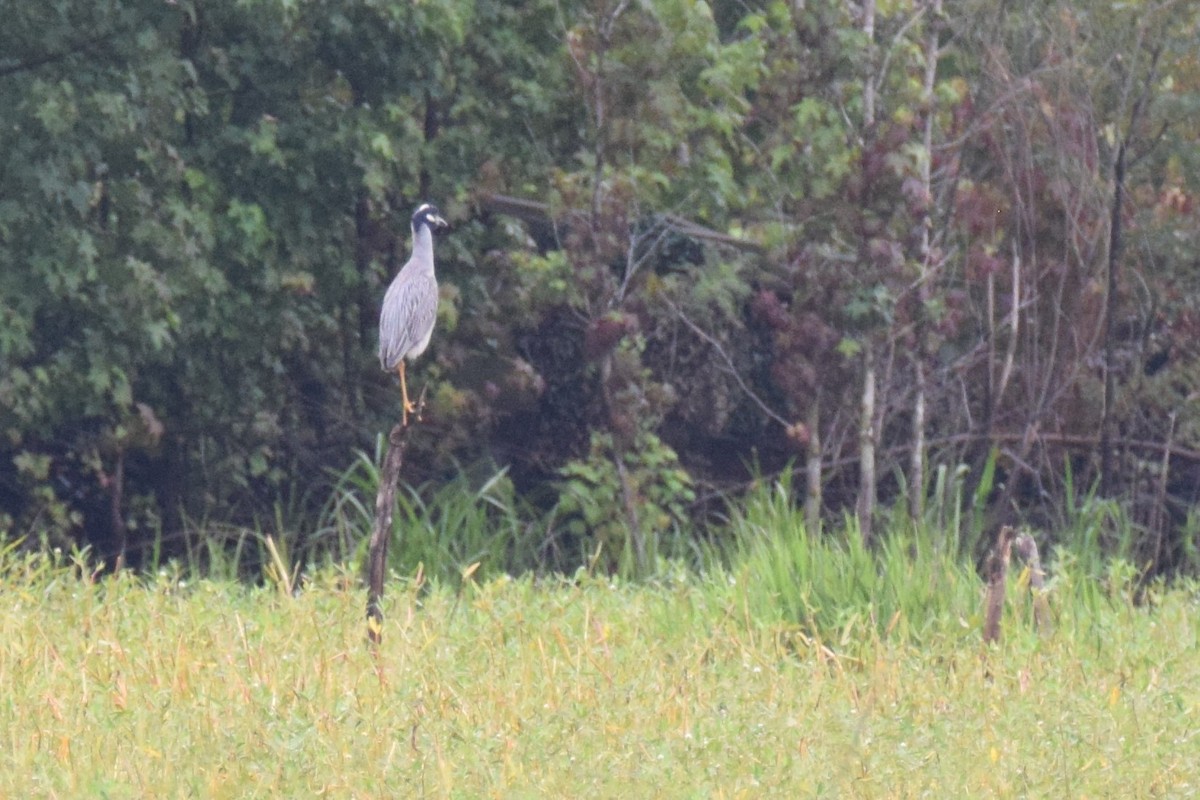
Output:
[
  {"xmin": 861, "ymin": 0, "xmax": 876, "ymax": 131},
  {"xmin": 1099, "ymin": 140, "xmax": 1125, "ymax": 497},
  {"xmin": 805, "ymin": 395, "xmax": 822, "ymax": 535},
  {"xmin": 108, "ymin": 449, "xmax": 127, "ymax": 571},
  {"xmin": 856, "ymin": 0, "xmax": 878, "ymax": 546},
  {"xmin": 911, "ymin": 359, "xmax": 926, "ymax": 522},
  {"xmin": 599, "ymin": 354, "xmax": 646, "ymax": 576},
  {"xmin": 857, "ymin": 346, "xmax": 877, "ymax": 545},
  {"xmin": 1099, "ymin": 39, "xmax": 1162, "ymax": 496},
  {"xmin": 910, "ymin": 0, "xmax": 943, "ymax": 523}
]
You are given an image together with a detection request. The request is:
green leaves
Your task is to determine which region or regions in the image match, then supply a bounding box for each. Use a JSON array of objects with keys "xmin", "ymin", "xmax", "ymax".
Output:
[
  {"xmin": 554, "ymin": 430, "xmax": 695, "ymax": 576},
  {"xmin": 32, "ymin": 79, "xmax": 80, "ymax": 137},
  {"xmin": 223, "ymin": 200, "xmax": 272, "ymax": 258},
  {"xmin": 1, "ymin": 0, "xmax": 1198, "ymax": 570}
]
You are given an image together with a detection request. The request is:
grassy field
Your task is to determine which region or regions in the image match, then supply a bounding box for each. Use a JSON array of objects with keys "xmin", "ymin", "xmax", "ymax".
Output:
[{"xmin": 2, "ymin": 547, "xmax": 1198, "ymax": 798}]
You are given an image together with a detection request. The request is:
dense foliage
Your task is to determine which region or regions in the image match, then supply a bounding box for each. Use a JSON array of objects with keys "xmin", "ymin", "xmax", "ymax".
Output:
[{"xmin": 3, "ymin": 0, "xmax": 1200, "ymax": 574}]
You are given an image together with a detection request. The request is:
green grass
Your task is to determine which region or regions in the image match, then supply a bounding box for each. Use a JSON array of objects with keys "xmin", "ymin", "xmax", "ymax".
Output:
[
  {"xmin": 726, "ymin": 477, "xmax": 982, "ymax": 644},
  {"xmin": 318, "ymin": 446, "xmax": 543, "ymax": 586},
  {"xmin": 2, "ymin": 545, "xmax": 1198, "ymax": 798}
]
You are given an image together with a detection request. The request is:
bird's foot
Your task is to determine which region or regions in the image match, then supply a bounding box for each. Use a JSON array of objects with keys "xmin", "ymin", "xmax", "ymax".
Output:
[{"xmin": 401, "ymin": 399, "xmax": 419, "ymax": 428}]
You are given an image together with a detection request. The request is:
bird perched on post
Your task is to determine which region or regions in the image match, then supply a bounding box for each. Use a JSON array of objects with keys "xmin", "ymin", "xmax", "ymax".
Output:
[{"xmin": 379, "ymin": 203, "xmax": 449, "ymax": 425}]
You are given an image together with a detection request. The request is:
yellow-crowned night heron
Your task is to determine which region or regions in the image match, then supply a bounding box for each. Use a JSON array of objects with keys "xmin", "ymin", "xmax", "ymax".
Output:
[{"xmin": 379, "ymin": 203, "xmax": 449, "ymax": 424}]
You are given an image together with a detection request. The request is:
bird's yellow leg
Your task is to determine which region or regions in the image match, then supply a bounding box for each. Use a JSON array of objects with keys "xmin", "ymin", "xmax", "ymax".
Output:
[{"xmin": 397, "ymin": 361, "xmax": 416, "ymax": 426}]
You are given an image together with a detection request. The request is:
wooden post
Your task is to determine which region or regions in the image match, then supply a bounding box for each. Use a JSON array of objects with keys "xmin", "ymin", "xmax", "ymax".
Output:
[
  {"xmin": 984, "ymin": 526, "xmax": 1052, "ymax": 647},
  {"xmin": 982, "ymin": 524, "xmax": 1016, "ymax": 645},
  {"xmin": 366, "ymin": 392, "xmax": 423, "ymax": 645},
  {"xmin": 1013, "ymin": 532, "xmax": 1051, "ymax": 635}
]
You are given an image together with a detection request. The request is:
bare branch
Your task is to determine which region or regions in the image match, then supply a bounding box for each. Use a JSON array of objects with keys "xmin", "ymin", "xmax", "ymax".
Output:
[
  {"xmin": 0, "ymin": 29, "xmax": 123, "ymax": 77},
  {"xmin": 476, "ymin": 192, "xmax": 764, "ymax": 253},
  {"xmin": 661, "ymin": 296, "xmax": 790, "ymax": 429}
]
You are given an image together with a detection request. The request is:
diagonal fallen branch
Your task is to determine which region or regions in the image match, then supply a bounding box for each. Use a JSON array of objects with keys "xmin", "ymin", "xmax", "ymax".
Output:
[{"xmin": 477, "ymin": 192, "xmax": 765, "ymax": 254}]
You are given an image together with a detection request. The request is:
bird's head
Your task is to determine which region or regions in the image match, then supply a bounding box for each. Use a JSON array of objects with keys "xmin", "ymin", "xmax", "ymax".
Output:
[{"xmin": 412, "ymin": 203, "xmax": 449, "ymax": 233}]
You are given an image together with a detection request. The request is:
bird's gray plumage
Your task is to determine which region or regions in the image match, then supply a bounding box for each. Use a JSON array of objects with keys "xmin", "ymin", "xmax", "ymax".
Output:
[{"xmin": 379, "ymin": 203, "xmax": 449, "ymax": 372}]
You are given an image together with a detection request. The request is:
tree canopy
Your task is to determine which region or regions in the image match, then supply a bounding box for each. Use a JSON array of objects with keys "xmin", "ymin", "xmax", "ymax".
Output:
[{"xmin": 3, "ymin": 0, "xmax": 1200, "ymax": 574}]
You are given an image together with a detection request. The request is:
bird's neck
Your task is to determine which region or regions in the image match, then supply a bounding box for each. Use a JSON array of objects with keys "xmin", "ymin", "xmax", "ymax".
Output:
[{"xmin": 411, "ymin": 225, "xmax": 436, "ymax": 274}]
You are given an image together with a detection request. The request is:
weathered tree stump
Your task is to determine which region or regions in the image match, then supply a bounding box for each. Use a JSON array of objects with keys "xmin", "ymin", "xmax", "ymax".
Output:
[
  {"xmin": 983, "ymin": 525, "xmax": 1051, "ymax": 646},
  {"xmin": 1013, "ymin": 532, "xmax": 1052, "ymax": 635},
  {"xmin": 366, "ymin": 393, "xmax": 424, "ymax": 645},
  {"xmin": 982, "ymin": 524, "xmax": 1016, "ymax": 645}
]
